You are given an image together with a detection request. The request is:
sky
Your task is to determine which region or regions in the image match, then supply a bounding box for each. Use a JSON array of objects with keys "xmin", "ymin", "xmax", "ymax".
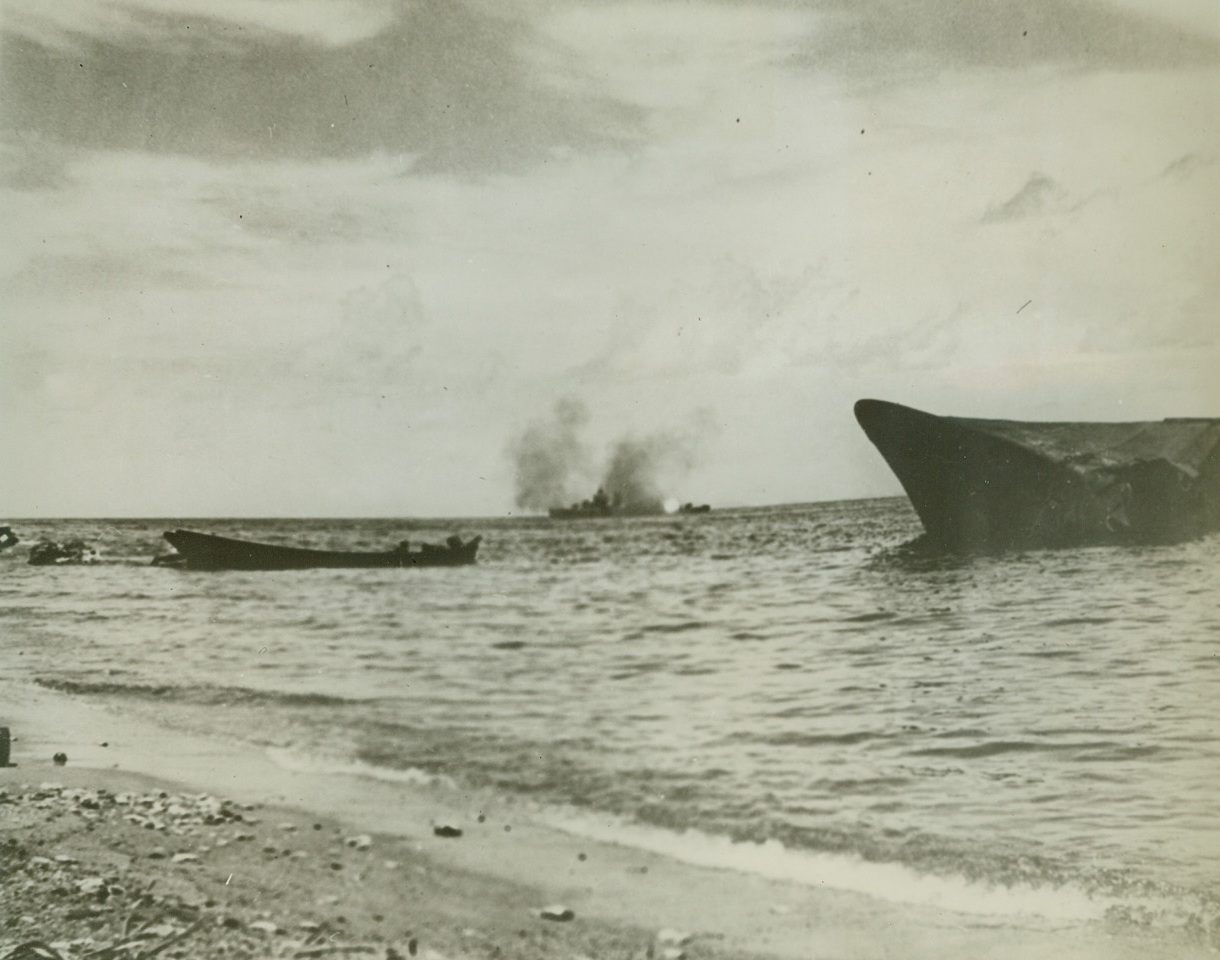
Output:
[{"xmin": 2, "ymin": 0, "xmax": 1218, "ymax": 517}]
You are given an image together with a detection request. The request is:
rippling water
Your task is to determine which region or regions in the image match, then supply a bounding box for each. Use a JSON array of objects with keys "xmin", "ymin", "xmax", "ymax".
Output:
[{"xmin": 2, "ymin": 500, "xmax": 1218, "ymax": 931}]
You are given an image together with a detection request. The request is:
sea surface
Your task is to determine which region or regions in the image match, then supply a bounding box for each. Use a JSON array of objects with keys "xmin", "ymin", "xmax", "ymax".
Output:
[{"xmin": 2, "ymin": 500, "xmax": 1218, "ymax": 935}]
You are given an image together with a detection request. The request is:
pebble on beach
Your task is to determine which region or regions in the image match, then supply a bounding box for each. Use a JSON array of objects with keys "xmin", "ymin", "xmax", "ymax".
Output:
[
  {"xmin": 76, "ymin": 877, "xmax": 107, "ymax": 896},
  {"xmin": 0, "ymin": 783, "xmax": 309, "ymax": 958},
  {"xmin": 2, "ymin": 778, "xmax": 663, "ymax": 960}
]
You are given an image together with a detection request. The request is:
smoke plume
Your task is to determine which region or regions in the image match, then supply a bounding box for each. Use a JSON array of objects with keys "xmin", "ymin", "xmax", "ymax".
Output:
[
  {"xmin": 509, "ymin": 399, "xmax": 710, "ymax": 512},
  {"xmin": 508, "ymin": 398, "xmax": 592, "ymax": 511}
]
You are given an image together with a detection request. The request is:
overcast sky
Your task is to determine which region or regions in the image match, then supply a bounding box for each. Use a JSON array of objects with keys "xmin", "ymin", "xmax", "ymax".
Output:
[{"xmin": 2, "ymin": 0, "xmax": 1218, "ymax": 517}]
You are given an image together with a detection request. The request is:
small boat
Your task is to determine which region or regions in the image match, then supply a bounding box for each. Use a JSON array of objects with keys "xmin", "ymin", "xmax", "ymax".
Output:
[
  {"xmin": 855, "ymin": 399, "xmax": 1220, "ymax": 551},
  {"xmin": 156, "ymin": 529, "xmax": 481, "ymax": 570}
]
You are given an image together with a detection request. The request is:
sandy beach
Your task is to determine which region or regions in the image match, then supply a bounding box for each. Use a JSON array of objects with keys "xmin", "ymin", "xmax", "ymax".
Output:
[{"xmin": 2, "ymin": 680, "xmax": 1212, "ymax": 960}]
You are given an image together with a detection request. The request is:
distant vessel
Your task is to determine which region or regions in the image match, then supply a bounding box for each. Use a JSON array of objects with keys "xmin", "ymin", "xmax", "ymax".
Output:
[
  {"xmin": 156, "ymin": 529, "xmax": 481, "ymax": 570},
  {"xmin": 854, "ymin": 398, "xmax": 1220, "ymax": 551},
  {"xmin": 548, "ymin": 487, "xmax": 663, "ymax": 519}
]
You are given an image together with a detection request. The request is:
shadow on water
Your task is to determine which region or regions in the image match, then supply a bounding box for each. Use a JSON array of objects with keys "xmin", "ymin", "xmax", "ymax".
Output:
[
  {"xmin": 862, "ymin": 528, "xmax": 1213, "ymax": 575},
  {"xmin": 864, "ymin": 534, "xmax": 985, "ymax": 574}
]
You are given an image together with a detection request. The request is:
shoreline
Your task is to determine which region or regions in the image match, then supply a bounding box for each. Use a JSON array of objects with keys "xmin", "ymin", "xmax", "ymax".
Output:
[{"xmin": 2, "ymin": 679, "xmax": 1211, "ymax": 959}]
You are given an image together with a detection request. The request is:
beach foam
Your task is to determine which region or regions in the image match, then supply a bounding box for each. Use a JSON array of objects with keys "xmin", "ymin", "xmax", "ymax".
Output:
[
  {"xmin": 540, "ymin": 806, "xmax": 1108, "ymax": 921},
  {"xmin": 265, "ymin": 745, "xmax": 458, "ymax": 790}
]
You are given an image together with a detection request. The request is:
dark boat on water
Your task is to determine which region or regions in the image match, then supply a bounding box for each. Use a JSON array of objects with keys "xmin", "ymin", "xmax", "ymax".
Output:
[
  {"xmin": 854, "ymin": 398, "xmax": 1220, "ymax": 551},
  {"xmin": 156, "ymin": 529, "xmax": 481, "ymax": 570}
]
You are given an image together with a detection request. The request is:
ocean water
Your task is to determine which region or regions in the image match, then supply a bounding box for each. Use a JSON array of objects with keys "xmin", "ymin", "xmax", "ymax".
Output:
[{"xmin": 2, "ymin": 500, "xmax": 1218, "ymax": 935}]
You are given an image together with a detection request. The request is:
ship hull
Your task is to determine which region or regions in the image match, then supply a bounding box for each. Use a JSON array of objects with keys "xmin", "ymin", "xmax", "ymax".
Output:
[
  {"xmin": 547, "ymin": 505, "xmax": 663, "ymax": 519},
  {"xmin": 854, "ymin": 399, "xmax": 1220, "ymax": 551}
]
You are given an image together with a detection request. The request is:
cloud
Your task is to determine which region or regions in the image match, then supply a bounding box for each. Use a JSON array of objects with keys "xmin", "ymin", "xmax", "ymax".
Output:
[
  {"xmin": 982, "ymin": 172, "xmax": 1070, "ymax": 223},
  {"xmin": 1159, "ymin": 152, "xmax": 1218, "ymax": 181},
  {"xmin": 325, "ymin": 272, "xmax": 429, "ymax": 380},
  {"xmin": 796, "ymin": 0, "xmax": 1220, "ymax": 76},
  {"xmin": 571, "ymin": 256, "xmax": 823, "ymax": 385},
  {"xmin": 0, "ymin": 0, "xmax": 633, "ymax": 174},
  {"xmin": 9, "ymin": 0, "xmax": 1214, "ymax": 182},
  {"xmin": 1100, "ymin": 0, "xmax": 1220, "ymax": 43},
  {"xmin": 524, "ymin": 0, "xmax": 1220, "ymax": 132},
  {"xmin": 529, "ymin": 4, "xmax": 818, "ymax": 139},
  {"xmin": 0, "ymin": 134, "xmax": 72, "ymax": 191},
  {"xmin": 2, "ymin": 0, "xmax": 400, "ymax": 48}
]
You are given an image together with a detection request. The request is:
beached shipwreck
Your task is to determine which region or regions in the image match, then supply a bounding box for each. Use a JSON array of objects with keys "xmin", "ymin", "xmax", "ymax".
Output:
[{"xmin": 854, "ymin": 399, "xmax": 1220, "ymax": 551}]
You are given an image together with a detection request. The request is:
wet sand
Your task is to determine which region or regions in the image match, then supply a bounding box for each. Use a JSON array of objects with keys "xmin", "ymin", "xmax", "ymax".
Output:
[{"xmin": 1, "ymin": 680, "xmax": 1209, "ymax": 960}]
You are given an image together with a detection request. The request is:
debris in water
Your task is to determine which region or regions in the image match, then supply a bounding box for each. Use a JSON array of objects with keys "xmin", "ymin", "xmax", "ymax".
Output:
[{"xmin": 29, "ymin": 539, "xmax": 101, "ymax": 565}]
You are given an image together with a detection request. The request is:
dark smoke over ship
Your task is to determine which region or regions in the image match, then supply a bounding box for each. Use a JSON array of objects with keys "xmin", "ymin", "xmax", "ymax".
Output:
[{"xmin": 508, "ymin": 399, "xmax": 710, "ymax": 517}]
